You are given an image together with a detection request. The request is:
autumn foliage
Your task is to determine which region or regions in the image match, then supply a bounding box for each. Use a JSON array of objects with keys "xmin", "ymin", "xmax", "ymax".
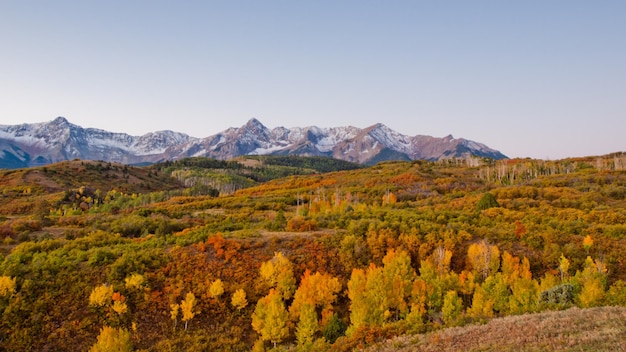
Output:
[{"xmin": 0, "ymin": 155, "xmax": 626, "ymax": 350}]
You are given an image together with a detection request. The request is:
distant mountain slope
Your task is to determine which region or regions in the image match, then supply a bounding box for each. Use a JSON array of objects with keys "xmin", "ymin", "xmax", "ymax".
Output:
[
  {"xmin": 0, "ymin": 117, "xmax": 507, "ymax": 168},
  {"xmin": 0, "ymin": 159, "xmax": 185, "ymax": 215},
  {"xmin": 0, "ymin": 159, "xmax": 184, "ymax": 196}
]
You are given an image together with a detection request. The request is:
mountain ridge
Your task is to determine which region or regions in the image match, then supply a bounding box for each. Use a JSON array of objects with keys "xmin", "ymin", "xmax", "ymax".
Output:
[{"xmin": 0, "ymin": 117, "xmax": 507, "ymax": 168}]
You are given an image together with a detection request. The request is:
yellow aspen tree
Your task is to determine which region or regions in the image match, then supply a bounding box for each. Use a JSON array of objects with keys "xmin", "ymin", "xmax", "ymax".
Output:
[
  {"xmin": 432, "ymin": 246, "xmax": 452, "ymax": 276},
  {"xmin": 364, "ymin": 264, "xmax": 387, "ymax": 324},
  {"xmin": 111, "ymin": 300, "xmax": 128, "ymax": 315},
  {"xmin": 578, "ymin": 256, "xmax": 606, "ymax": 308},
  {"xmin": 295, "ymin": 303, "xmax": 319, "ymax": 348},
  {"xmin": 579, "ymin": 275, "xmax": 604, "ymax": 307},
  {"xmin": 382, "ymin": 249, "xmax": 416, "ymax": 319},
  {"xmin": 519, "ymin": 257, "xmax": 533, "ymax": 281},
  {"xmin": 538, "ymin": 272, "xmax": 559, "ymax": 293},
  {"xmin": 509, "ymin": 276, "xmax": 539, "ymax": 314},
  {"xmin": 180, "ymin": 292, "xmax": 197, "ymax": 330},
  {"xmin": 111, "ymin": 292, "xmax": 128, "ymax": 315},
  {"xmin": 558, "ymin": 254, "xmax": 570, "ymax": 282},
  {"xmin": 124, "ymin": 273, "xmax": 145, "ymax": 290},
  {"xmin": 417, "ymin": 259, "xmax": 444, "ymax": 312},
  {"xmin": 458, "ymin": 270, "xmax": 478, "ymax": 299},
  {"xmin": 482, "ymin": 273, "xmax": 510, "ymax": 315},
  {"xmin": 259, "ymin": 252, "xmax": 296, "ymax": 300},
  {"xmin": 442, "ymin": 290, "xmax": 463, "ymax": 327},
  {"xmin": 231, "ymin": 288, "xmax": 248, "ymax": 312},
  {"xmin": 500, "ymin": 251, "xmax": 520, "ymax": 285},
  {"xmin": 418, "ymin": 250, "xmax": 461, "ymax": 313},
  {"xmin": 467, "ymin": 240, "xmax": 500, "ymax": 280},
  {"xmin": 382, "ymin": 191, "xmax": 397, "ymax": 205},
  {"xmin": 170, "ymin": 303, "xmax": 180, "ymax": 330},
  {"xmin": 406, "ymin": 279, "xmax": 428, "ymax": 332},
  {"xmin": 89, "ymin": 284, "xmax": 113, "ymax": 308},
  {"xmin": 0, "ymin": 276, "xmax": 16, "ymax": 297},
  {"xmin": 209, "ymin": 279, "xmax": 225, "ymax": 299},
  {"xmin": 346, "ymin": 268, "xmax": 368, "ymax": 335},
  {"xmin": 251, "ymin": 288, "xmax": 289, "ymax": 348},
  {"xmin": 467, "ymin": 286, "xmax": 493, "ymax": 319},
  {"xmin": 605, "ymin": 280, "xmax": 626, "ymax": 306},
  {"xmin": 89, "ymin": 326, "xmax": 132, "ymax": 352},
  {"xmin": 583, "ymin": 235, "xmax": 593, "ymax": 254},
  {"xmin": 289, "ymin": 270, "xmax": 341, "ymax": 322}
]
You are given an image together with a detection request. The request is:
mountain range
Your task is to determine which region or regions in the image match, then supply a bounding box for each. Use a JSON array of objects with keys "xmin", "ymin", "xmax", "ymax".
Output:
[{"xmin": 0, "ymin": 117, "xmax": 507, "ymax": 168}]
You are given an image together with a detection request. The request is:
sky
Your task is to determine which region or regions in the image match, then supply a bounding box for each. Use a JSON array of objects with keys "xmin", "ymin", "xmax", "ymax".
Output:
[{"xmin": 1, "ymin": 1, "xmax": 624, "ymax": 160}]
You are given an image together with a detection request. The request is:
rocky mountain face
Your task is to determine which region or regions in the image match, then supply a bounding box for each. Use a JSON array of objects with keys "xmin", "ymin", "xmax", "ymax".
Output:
[{"xmin": 0, "ymin": 117, "xmax": 507, "ymax": 168}]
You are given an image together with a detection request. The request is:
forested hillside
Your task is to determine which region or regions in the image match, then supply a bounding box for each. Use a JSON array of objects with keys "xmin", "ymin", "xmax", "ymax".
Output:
[
  {"xmin": 0, "ymin": 153, "xmax": 625, "ymax": 351},
  {"xmin": 150, "ymin": 155, "xmax": 362, "ymax": 195}
]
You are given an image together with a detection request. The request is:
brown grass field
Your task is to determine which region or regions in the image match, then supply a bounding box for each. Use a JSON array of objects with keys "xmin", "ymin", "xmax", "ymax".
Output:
[{"xmin": 366, "ymin": 306, "xmax": 626, "ymax": 352}]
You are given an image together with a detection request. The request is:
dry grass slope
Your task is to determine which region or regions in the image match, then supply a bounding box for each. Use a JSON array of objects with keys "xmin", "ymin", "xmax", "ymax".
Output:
[{"xmin": 368, "ymin": 306, "xmax": 626, "ymax": 352}]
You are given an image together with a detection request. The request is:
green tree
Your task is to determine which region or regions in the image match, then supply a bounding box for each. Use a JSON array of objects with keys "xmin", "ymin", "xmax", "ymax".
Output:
[
  {"xmin": 476, "ymin": 192, "xmax": 499, "ymax": 211},
  {"xmin": 321, "ymin": 312, "xmax": 345, "ymax": 344}
]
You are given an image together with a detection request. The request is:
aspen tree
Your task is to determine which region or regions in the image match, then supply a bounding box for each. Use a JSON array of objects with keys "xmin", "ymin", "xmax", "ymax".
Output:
[
  {"xmin": 0, "ymin": 276, "xmax": 16, "ymax": 297},
  {"xmin": 180, "ymin": 292, "xmax": 197, "ymax": 330},
  {"xmin": 442, "ymin": 291, "xmax": 462, "ymax": 326},
  {"xmin": 583, "ymin": 235, "xmax": 593, "ymax": 254},
  {"xmin": 295, "ymin": 303, "xmax": 319, "ymax": 348},
  {"xmin": 209, "ymin": 279, "xmax": 224, "ymax": 299},
  {"xmin": 170, "ymin": 303, "xmax": 180, "ymax": 330},
  {"xmin": 289, "ymin": 270, "xmax": 341, "ymax": 322},
  {"xmin": 382, "ymin": 249, "xmax": 416, "ymax": 319},
  {"xmin": 259, "ymin": 252, "xmax": 296, "ymax": 300},
  {"xmin": 252, "ymin": 289, "xmax": 289, "ymax": 348},
  {"xmin": 89, "ymin": 284, "xmax": 113, "ymax": 308},
  {"xmin": 346, "ymin": 268, "xmax": 368, "ymax": 335},
  {"xmin": 89, "ymin": 326, "xmax": 132, "ymax": 352},
  {"xmin": 578, "ymin": 256, "xmax": 606, "ymax": 307},
  {"xmin": 558, "ymin": 254, "xmax": 570, "ymax": 282},
  {"xmin": 231, "ymin": 288, "xmax": 248, "ymax": 312},
  {"xmin": 467, "ymin": 240, "xmax": 500, "ymax": 280}
]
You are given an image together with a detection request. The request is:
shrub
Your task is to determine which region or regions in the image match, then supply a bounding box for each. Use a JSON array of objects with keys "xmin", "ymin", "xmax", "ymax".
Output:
[
  {"xmin": 477, "ymin": 193, "xmax": 500, "ymax": 211},
  {"xmin": 539, "ymin": 284, "xmax": 574, "ymax": 306}
]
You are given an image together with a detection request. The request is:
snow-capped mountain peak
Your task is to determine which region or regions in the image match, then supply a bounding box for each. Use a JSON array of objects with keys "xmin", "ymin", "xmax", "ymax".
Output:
[{"xmin": 0, "ymin": 117, "xmax": 507, "ymax": 168}]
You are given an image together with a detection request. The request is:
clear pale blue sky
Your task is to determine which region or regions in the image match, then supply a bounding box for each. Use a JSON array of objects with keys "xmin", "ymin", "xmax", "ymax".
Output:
[{"xmin": 1, "ymin": 1, "xmax": 624, "ymax": 159}]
